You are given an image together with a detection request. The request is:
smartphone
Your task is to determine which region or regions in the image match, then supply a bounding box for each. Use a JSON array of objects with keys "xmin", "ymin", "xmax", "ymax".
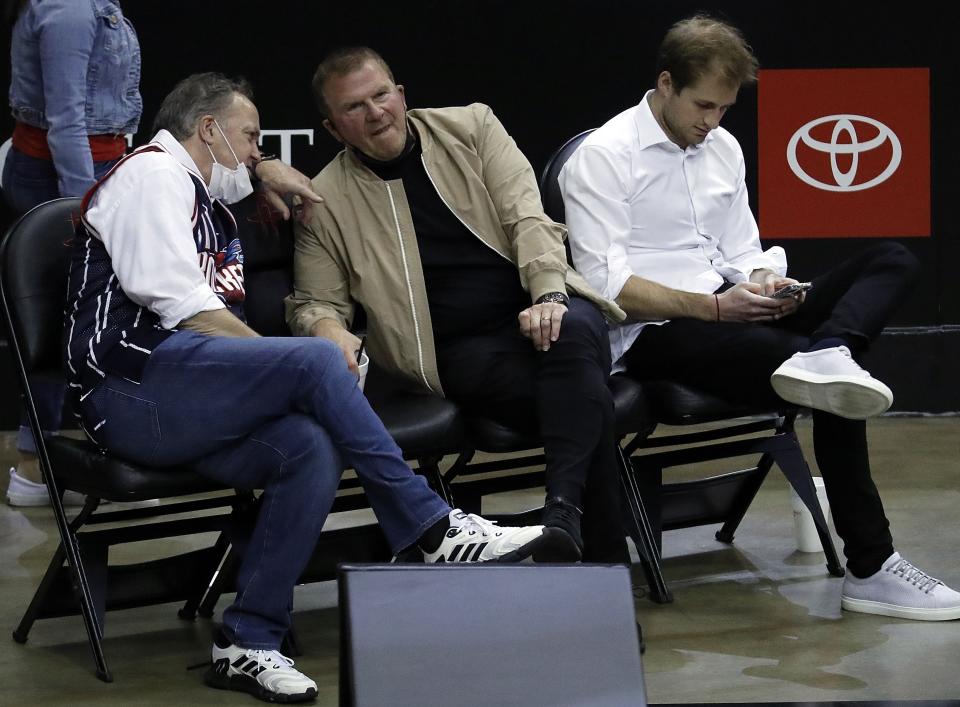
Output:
[{"xmin": 771, "ymin": 282, "xmax": 813, "ymax": 299}]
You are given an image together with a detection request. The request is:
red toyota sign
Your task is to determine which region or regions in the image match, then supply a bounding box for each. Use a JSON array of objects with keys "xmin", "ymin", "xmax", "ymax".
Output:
[{"xmin": 758, "ymin": 68, "xmax": 930, "ymax": 238}]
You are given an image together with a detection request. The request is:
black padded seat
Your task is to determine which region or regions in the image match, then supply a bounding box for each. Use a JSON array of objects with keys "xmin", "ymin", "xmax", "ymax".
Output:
[
  {"xmin": 639, "ymin": 380, "xmax": 765, "ymax": 425},
  {"xmin": 467, "ymin": 375, "xmax": 652, "ymax": 453},
  {"xmin": 369, "ymin": 393, "xmax": 464, "ymax": 458},
  {"xmin": 46, "ymin": 437, "xmax": 228, "ymax": 502}
]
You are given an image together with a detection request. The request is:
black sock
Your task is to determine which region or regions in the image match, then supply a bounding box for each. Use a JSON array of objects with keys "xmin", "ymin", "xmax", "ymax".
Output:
[
  {"xmin": 214, "ymin": 628, "xmax": 232, "ymax": 649},
  {"xmin": 417, "ymin": 515, "xmax": 450, "ymax": 553},
  {"xmin": 806, "ymin": 336, "xmax": 848, "ymax": 353}
]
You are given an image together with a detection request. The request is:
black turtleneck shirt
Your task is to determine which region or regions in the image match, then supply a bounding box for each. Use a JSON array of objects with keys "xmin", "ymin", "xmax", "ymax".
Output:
[{"xmin": 359, "ymin": 135, "xmax": 529, "ymax": 345}]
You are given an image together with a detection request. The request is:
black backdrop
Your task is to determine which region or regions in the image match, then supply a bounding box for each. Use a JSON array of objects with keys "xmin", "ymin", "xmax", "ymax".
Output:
[{"xmin": 1, "ymin": 1, "xmax": 957, "ymax": 418}]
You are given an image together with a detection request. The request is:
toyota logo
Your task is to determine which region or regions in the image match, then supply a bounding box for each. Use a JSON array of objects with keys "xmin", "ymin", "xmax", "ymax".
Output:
[{"xmin": 786, "ymin": 114, "xmax": 901, "ymax": 192}]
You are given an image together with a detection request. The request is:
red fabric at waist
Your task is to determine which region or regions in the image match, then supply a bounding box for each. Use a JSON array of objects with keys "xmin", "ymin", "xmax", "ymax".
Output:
[{"xmin": 12, "ymin": 121, "xmax": 127, "ymax": 162}]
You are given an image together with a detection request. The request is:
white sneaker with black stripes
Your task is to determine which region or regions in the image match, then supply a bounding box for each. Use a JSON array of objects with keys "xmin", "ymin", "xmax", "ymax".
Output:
[
  {"xmin": 422, "ymin": 509, "xmax": 579, "ymax": 563},
  {"xmin": 204, "ymin": 641, "xmax": 317, "ymax": 703}
]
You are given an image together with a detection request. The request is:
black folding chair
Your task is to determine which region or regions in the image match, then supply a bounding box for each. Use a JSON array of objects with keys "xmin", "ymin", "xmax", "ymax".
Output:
[{"xmin": 0, "ymin": 198, "xmax": 252, "ymax": 682}]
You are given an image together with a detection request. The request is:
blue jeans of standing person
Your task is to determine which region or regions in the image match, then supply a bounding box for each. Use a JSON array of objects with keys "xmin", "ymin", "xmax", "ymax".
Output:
[
  {"xmin": 3, "ymin": 147, "xmax": 119, "ymax": 457},
  {"xmin": 80, "ymin": 331, "xmax": 451, "ymax": 650}
]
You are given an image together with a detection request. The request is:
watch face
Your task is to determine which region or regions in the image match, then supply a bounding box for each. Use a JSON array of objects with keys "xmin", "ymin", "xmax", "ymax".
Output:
[{"xmin": 538, "ymin": 292, "xmax": 569, "ymax": 305}]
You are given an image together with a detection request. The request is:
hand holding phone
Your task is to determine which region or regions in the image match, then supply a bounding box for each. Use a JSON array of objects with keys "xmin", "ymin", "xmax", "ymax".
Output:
[{"xmin": 771, "ymin": 282, "xmax": 813, "ymax": 299}]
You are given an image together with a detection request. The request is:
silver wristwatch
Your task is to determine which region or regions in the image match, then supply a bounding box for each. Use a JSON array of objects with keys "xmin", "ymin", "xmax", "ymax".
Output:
[{"xmin": 535, "ymin": 291, "xmax": 570, "ymax": 306}]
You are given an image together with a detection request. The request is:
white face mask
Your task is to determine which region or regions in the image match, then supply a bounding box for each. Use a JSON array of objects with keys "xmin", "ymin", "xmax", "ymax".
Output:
[{"xmin": 205, "ymin": 119, "xmax": 253, "ymax": 204}]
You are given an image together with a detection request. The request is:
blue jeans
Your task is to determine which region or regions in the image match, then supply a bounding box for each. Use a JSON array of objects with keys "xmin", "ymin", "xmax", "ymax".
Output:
[
  {"xmin": 4, "ymin": 147, "xmax": 119, "ymax": 455},
  {"xmin": 81, "ymin": 331, "xmax": 450, "ymax": 649}
]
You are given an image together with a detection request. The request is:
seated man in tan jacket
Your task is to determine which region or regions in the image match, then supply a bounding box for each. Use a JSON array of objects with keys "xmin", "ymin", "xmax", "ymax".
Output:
[{"xmin": 287, "ymin": 46, "xmax": 628, "ymax": 562}]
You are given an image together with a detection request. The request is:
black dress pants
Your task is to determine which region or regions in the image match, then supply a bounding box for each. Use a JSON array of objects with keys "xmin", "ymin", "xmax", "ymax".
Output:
[
  {"xmin": 436, "ymin": 297, "xmax": 625, "ymax": 561},
  {"xmin": 622, "ymin": 242, "xmax": 919, "ymax": 577}
]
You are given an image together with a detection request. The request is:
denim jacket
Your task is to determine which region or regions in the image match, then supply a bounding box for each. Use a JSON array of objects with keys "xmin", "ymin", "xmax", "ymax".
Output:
[{"xmin": 8, "ymin": 0, "xmax": 141, "ymax": 196}]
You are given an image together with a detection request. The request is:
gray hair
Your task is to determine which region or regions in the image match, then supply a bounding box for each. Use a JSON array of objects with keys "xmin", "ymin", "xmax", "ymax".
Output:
[{"xmin": 152, "ymin": 72, "xmax": 254, "ymax": 139}]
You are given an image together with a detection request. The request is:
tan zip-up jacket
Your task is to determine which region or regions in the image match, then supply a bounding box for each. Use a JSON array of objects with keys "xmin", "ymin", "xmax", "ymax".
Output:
[{"xmin": 285, "ymin": 103, "xmax": 626, "ymax": 395}]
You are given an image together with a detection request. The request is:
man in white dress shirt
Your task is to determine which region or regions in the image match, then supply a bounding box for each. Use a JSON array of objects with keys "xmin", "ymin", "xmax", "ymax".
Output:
[{"xmin": 559, "ymin": 15, "xmax": 960, "ymax": 621}]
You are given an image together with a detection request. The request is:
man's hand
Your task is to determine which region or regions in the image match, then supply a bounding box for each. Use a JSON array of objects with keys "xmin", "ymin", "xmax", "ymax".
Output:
[
  {"xmin": 311, "ymin": 319, "xmax": 362, "ymax": 374},
  {"xmin": 254, "ymin": 160, "xmax": 323, "ymax": 222},
  {"xmin": 518, "ymin": 302, "xmax": 568, "ymax": 351},
  {"xmin": 750, "ymin": 269, "xmax": 805, "ymax": 316},
  {"xmin": 717, "ymin": 282, "xmax": 791, "ymax": 322}
]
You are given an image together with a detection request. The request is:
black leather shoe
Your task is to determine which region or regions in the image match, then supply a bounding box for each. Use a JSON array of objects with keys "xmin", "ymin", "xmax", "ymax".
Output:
[{"xmin": 542, "ymin": 496, "xmax": 584, "ymax": 554}]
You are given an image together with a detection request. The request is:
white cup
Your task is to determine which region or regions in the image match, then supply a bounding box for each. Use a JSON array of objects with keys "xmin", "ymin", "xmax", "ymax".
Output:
[
  {"xmin": 357, "ymin": 352, "xmax": 369, "ymax": 392},
  {"xmin": 789, "ymin": 476, "xmax": 831, "ymax": 553}
]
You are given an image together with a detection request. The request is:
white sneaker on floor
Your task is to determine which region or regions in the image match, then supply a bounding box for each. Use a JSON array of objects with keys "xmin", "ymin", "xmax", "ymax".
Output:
[
  {"xmin": 205, "ymin": 642, "xmax": 318, "ymax": 703},
  {"xmin": 841, "ymin": 552, "xmax": 960, "ymax": 621},
  {"xmin": 423, "ymin": 509, "xmax": 580, "ymax": 563},
  {"xmin": 770, "ymin": 345, "xmax": 893, "ymax": 419},
  {"xmin": 6, "ymin": 468, "xmax": 86, "ymax": 507},
  {"xmin": 5, "ymin": 467, "xmax": 160, "ymax": 509}
]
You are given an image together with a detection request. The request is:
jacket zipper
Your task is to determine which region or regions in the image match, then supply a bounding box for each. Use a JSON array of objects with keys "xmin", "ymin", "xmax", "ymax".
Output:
[
  {"xmin": 420, "ymin": 156, "xmax": 515, "ymax": 265},
  {"xmin": 385, "ymin": 182, "xmax": 435, "ymax": 393}
]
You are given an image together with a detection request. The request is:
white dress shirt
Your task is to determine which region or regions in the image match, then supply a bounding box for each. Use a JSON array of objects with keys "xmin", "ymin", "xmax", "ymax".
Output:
[
  {"xmin": 83, "ymin": 129, "xmax": 226, "ymax": 329},
  {"xmin": 559, "ymin": 91, "xmax": 786, "ymax": 368}
]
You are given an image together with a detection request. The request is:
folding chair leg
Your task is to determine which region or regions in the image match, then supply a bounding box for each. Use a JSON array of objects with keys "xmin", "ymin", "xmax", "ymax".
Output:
[
  {"xmin": 13, "ymin": 543, "xmax": 67, "ymax": 644},
  {"xmin": 179, "ymin": 532, "xmax": 233, "ymax": 621},
  {"xmin": 197, "ymin": 544, "xmax": 242, "ymax": 618},
  {"xmin": 775, "ymin": 439, "xmax": 845, "ymax": 577},
  {"xmin": 15, "ymin": 511, "xmax": 113, "ymax": 680},
  {"xmin": 418, "ymin": 456, "xmax": 454, "ymax": 507},
  {"xmin": 715, "ymin": 452, "xmax": 775, "ymax": 544},
  {"xmin": 44, "ymin": 533, "xmax": 113, "ymax": 681},
  {"xmin": 616, "ymin": 445, "xmax": 672, "ymax": 604}
]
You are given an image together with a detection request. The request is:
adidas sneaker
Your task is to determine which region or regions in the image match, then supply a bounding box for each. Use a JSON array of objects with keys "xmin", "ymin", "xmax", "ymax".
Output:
[
  {"xmin": 205, "ymin": 641, "xmax": 318, "ymax": 703},
  {"xmin": 423, "ymin": 509, "xmax": 580, "ymax": 563}
]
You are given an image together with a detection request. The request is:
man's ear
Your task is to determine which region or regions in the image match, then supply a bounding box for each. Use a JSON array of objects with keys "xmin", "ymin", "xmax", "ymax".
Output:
[
  {"xmin": 198, "ymin": 114, "xmax": 218, "ymax": 145},
  {"xmin": 322, "ymin": 118, "xmax": 344, "ymax": 144},
  {"xmin": 656, "ymin": 71, "xmax": 674, "ymax": 96},
  {"xmin": 397, "ymin": 84, "xmax": 406, "ymax": 110}
]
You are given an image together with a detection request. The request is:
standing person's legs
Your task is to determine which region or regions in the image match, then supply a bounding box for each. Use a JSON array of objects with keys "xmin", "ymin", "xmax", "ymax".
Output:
[
  {"xmin": 5, "ymin": 153, "xmax": 121, "ymax": 503},
  {"xmin": 1, "ymin": 147, "xmax": 60, "ymax": 213}
]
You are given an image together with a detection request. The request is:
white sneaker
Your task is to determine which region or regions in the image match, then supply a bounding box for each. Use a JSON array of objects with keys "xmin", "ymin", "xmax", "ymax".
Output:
[
  {"xmin": 770, "ymin": 345, "xmax": 893, "ymax": 419},
  {"xmin": 5, "ymin": 468, "xmax": 160, "ymax": 509},
  {"xmin": 6, "ymin": 467, "xmax": 86, "ymax": 507},
  {"xmin": 423, "ymin": 509, "xmax": 580, "ymax": 563},
  {"xmin": 205, "ymin": 642, "xmax": 318, "ymax": 703},
  {"xmin": 841, "ymin": 552, "xmax": 960, "ymax": 621}
]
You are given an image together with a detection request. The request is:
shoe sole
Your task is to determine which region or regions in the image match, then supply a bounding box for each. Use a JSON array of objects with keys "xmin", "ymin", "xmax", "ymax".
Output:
[
  {"xmin": 6, "ymin": 491, "xmax": 87, "ymax": 507},
  {"xmin": 495, "ymin": 527, "xmax": 582, "ymax": 563},
  {"xmin": 841, "ymin": 596, "xmax": 960, "ymax": 621},
  {"xmin": 203, "ymin": 666, "xmax": 318, "ymax": 703},
  {"xmin": 5, "ymin": 493, "xmax": 160, "ymax": 509},
  {"xmin": 770, "ymin": 369, "xmax": 892, "ymax": 419}
]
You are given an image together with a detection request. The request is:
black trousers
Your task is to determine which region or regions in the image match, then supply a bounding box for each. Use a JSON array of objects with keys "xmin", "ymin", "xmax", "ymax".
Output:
[
  {"xmin": 623, "ymin": 242, "xmax": 920, "ymax": 577},
  {"xmin": 436, "ymin": 298, "xmax": 625, "ymax": 561}
]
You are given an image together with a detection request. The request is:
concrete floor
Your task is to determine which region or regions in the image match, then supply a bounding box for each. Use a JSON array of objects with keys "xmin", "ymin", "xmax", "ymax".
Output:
[{"xmin": 0, "ymin": 417, "xmax": 958, "ymax": 705}]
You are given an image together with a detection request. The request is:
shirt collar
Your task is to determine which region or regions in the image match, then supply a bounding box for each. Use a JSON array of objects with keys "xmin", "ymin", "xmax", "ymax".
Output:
[
  {"xmin": 151, "ymin": 129, "xmax": 206, "ymax": 181},
  {"xmin": 634, "ymin": 89, "xmax": 714, "ymax": 153}
]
